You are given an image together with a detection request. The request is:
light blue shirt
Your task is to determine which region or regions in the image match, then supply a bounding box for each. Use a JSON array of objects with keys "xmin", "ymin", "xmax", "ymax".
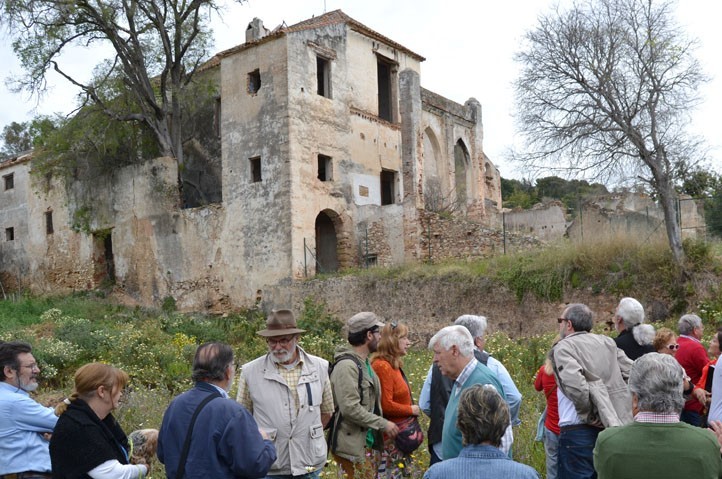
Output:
[
  {"xmin": 419, "ymin": 352, "xmax": 523, "ymax": 425},
  {"xmin": 486, "ymin": 355, "xmax": 523, "ymax": 426},
  {"xmin": 0, "ymin": 381, "xmax": 58, "ymax": 474}
]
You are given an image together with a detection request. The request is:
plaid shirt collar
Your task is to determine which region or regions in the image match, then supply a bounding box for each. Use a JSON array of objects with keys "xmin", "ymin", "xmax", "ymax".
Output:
[
  {"xmin": 453, "ymin": 357, "xmax": 479, "ymax": 396},
  {"xmin": 634, "ymin": 411, "xmax": 680, "ymax": 424}
]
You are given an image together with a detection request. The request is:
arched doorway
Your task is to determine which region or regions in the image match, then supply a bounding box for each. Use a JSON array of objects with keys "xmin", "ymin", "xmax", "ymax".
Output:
[{"xmin": 315, "ymin": 211, "xmax": 339, "ymax": 273}]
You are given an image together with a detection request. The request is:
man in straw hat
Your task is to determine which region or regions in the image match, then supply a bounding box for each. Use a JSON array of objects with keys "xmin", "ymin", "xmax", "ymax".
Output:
[{"xmin": 237, "ymin": 309, "xmax": 334, "ymax": 479}]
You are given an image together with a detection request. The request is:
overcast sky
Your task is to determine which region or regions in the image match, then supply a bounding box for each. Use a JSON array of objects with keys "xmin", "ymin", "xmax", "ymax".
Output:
[{"xmin": 1, "ymin": 0, "xmax": 719, "ymax": 181}]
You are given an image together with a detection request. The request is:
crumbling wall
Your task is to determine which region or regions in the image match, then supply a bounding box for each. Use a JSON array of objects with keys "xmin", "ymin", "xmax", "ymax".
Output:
[{"xmin": 503, "ymin": 203, "xmax": 567, "ymax": 241}]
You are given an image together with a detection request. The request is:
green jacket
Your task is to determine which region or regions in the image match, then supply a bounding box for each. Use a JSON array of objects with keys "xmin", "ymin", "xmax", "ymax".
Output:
[{"xmin": 329, "ymin": 346, "xmax": 387, "ymax": 462}]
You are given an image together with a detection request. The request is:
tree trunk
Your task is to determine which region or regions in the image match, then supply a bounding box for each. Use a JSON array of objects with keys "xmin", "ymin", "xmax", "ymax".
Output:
[{"xmin": 656, "ymin": 175, "xmax": 685, "ymax": 268}]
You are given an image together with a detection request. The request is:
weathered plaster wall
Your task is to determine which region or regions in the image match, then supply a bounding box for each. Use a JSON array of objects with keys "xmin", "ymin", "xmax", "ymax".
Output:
[
  {"xmin": 220, "ymin": 35, "xmax": 294, "ymax": 302},
  {"xmin": 1, "ymin": 158, "xmax": 95, "ymax": 292},
  {"xmin": 504, "ymin": 203, "xmax": 567, "ymax": 241}
]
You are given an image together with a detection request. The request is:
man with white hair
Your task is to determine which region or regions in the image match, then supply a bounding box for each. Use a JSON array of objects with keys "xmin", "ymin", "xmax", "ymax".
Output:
[
  {"xmin": 453, "ymin": 315, "xmax": 523, "ymax": 424},
  {"xmin": 612, "ymin": 297, "xmax": 655, "ymax": 360},
  {"xmin": 594, "ymin": 353, "xmax": 722, "ymax": 478},
  {"xmin": 420, "ymin": 315, "xmax": 521, "ymax": 464},
  {"xmin": 677, "ymin": 313, "xmax": 709, "ymax": 426},
  {"xmin": 428, "ymin": 325, "xmax": 512, "ymax": 461}
]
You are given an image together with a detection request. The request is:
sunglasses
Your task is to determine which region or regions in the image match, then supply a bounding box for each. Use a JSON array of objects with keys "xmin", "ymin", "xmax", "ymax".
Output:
[
  {"xmin": 667, "ymin": 343, "xmax": 680, "ymax": 351},
  {"xmin": 391, "ymin": 320, "xmax": 398, "ymax": 329},
  {"xmin": 557, "ymin": 317, "xmax": 567, "ymax": 324}
]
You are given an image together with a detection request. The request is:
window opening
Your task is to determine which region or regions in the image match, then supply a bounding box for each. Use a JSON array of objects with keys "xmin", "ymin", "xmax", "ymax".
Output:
[
  {"xmin": 380, "ymin": 170, "xmax": 396, "ymax": 205},
  {"xmin": 45, "ymin": 211, "xmax": 54, "ymax": 235},
  {"xmin": 250, "ymin": 157, "xmax": 262, "ymax": 183},
  {"xmin": 317, "ymin": 154, "xmax": 332, "ymax": 181},
  {"xmin": 317, "ymin": 56, "xmax": 331, "ymax": 98},
  {"xmin": 5, "ymin": 227, "xmax": 14, "ymax": 241},
  {"xmin": 377, "ymin": 59, "xmax": 393, "ymax": 121},
  {"xmin": 3, "ymin": 173, "xmax": 14, "ymax": 191},
  {"xmin": 248, "ymin": 69, "xmax": 261, "ymax": 94}
]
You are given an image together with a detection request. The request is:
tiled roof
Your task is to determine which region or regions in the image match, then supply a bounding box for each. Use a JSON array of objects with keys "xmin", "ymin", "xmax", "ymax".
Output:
[{"xmin": 213, "ymin": 9, "xmax": 425, "ymax": 62}]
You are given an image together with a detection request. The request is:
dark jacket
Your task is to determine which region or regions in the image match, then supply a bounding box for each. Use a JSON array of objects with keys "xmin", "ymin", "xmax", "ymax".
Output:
[
  {"xmin": 158, "ymin": 382, "xmax": 276, "ymax": 479},
  {"xmin": 614, "ymin": 329, "xmax": 654, "ymax": 360},
  {"xmin": 50, "ymin": 399, "xmax": 129, "ymax": 479},
  {"xmin": 428, "ymin": 349, "xmax": 488, "ymax": 445}
]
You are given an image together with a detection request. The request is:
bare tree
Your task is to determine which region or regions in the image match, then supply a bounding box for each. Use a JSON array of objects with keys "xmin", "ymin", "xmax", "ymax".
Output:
[
  {"xmin": 514, "ymin": 0, "xmax": 707, "ymax": 266},
  {"xmin": 1, "ymin": 0, "xmax": 240, "ymax": 180}
]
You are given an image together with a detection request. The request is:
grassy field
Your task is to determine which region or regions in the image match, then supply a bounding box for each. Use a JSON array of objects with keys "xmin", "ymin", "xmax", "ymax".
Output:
[{"xmin": 3, "ymin": 236, "xmax": 722, "ymax": 477}]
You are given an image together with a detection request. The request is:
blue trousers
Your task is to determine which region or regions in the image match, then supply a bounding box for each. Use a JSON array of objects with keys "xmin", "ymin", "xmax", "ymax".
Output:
[
  {"xmin": 558, "ymin": 425, "xmax": 601, "ymax": 479},
  {"xmin": 544, "ymin": 426, "xmax": 560, "ymax": 479}
]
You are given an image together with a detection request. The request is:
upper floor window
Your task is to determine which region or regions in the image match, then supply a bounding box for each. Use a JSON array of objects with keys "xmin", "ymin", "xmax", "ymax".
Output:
[
  {"xmin": 248, "ymin": 69, "xmax": 261, "ymax": 94},
  {"xmin": 317, "ymin": 154, "xmax": 333, "ymax": 181},
  {"xmin": 377, "ymin": 56, "xmax": 397, "ymax": 122},
  {"xmin": 317, "ymin": 56, "xmax": 331, "ymax": 98},
  {"xmin": 250, "ymin": 156, "xmax": 262, "ymax": 183},
  {"xmin": 381, "ymin": 170, "xmax": 397, "ymax": 205},
  {"xmin": 3, "ymin": 173, "xmax": 14, "ymax": 191}
]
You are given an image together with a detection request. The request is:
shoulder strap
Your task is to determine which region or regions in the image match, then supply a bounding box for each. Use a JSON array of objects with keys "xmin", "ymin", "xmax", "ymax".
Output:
[
  {"xmin": 399, "ymin": 367, "xmax": 415, "ymax": 404},
  {"xmin": 333, "ymin": 354, "xmax": 364, "ymax": 405},
  {"xmin": 176, "ymin": 390, "xmax": 221, "ymax": 479}
]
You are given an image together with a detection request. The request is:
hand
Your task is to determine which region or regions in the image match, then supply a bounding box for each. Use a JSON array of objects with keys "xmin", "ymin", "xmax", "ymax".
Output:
[
  {"xmin": 708, "ymin": 420, "xmax": 722, "ymax": 454},
  {"xmin": 411, "ymin": 405, "xmax": 421, "ymax": 416},
  {"xmin": 383, "ymin": 421, "xmax": 399, "ymax": 439},
  {"xmin": 692, "ymin": 387, "xmax": 711, "ymax": 405},
  {"xmin": 259, "ymin": 428, "xmax": 270, "ymax": 440}
]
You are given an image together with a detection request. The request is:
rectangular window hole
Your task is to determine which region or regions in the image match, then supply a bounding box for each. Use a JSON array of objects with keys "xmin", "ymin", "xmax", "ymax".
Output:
[
  {"xmin": 317, "ymin": 154, "xmax": 332, "ymax": 181},
  {"xmin": 250, "ymin": 156, "xmax": 262, "ymax": 183},
  {"xmin": 3, "ymin": 173, "xmax": 14, "ymax": 191},
  {"xmin": 248, "ymin": 69, "xmax": 261, "ymax": 94},
  {"xmin": 46, "ymin": 211, "xmax": 54, "ymax": 235},
  {"xmin": 5, "ymin": 227, "xmax": 14, "ymax": 241}
]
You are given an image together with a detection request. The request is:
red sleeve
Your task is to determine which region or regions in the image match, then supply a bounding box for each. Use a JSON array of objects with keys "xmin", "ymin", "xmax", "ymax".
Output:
[
  {"xmin": 534, "ymin": 365, "xmax": 544, "ymax": 392},
  {"xmin": 372, "ymin": 359, "xmax": 413, "ymax": 418},
  {"xmin": 689, "ymin": 347, "xmax": 711, "ymax": 383}
]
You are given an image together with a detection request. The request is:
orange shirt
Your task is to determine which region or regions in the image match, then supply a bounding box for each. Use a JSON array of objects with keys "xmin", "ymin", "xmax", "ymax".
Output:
[{"xmin": 371, "ymin": 358, "xmax": 414, "ymax": 421}]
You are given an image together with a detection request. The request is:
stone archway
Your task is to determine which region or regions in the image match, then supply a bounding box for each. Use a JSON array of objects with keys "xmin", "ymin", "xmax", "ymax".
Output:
[{"xmin": 315, "ymin": 211, "xmax": 339, "ymax": 273}]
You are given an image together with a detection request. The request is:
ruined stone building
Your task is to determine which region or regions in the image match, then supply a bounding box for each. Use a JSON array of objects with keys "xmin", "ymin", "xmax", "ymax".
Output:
[{"xmin": 0, "ymin": 10, "xmax": 502, "ymax": 310}]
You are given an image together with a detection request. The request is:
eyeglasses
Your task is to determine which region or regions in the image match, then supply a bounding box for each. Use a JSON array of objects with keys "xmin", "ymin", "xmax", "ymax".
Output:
[
  {"xmin": 557, "ymin": 317, "xmax": 567, "ymax": 324},
  {"xmin": 667, "ymin": 343, "xmax": 680, "ymax": 351},
  {"xmin": 391, "ymin": 321, "xmax": 398, "ymax": 329},
  {"xmin": 19, "ymin": 363, "xmax": 39, "ymax": 371},
  {"xmin": 267, "ymin": 336, "xmax": 295, "ymax": 347}
]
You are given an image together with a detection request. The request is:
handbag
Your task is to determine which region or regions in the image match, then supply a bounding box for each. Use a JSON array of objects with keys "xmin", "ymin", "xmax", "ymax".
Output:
[
  {"xmin": 394, "ymin": 415, "xmax": 424, "ymax": 454},
  {"xmin": 393, "ymin": 368, "xmax": 424, "ymax": 454}
]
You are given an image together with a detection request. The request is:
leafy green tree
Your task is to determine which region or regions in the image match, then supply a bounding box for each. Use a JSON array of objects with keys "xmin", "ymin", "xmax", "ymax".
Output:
[
  {"xmin": 1, "ymin": 0, "xmax": 236, "ymax": 180},
  {"xmin": 514, "ymin": 0, "xmax": 707, "ymax": 267},
  {"xmin": 1, "ymin": 117, "xmax": 58, "ymax": 158}
]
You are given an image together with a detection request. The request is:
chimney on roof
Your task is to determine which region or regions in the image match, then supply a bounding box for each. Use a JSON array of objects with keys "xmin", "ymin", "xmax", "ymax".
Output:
[{"xmin": 246, "ymin": 18, "xmax": 270, "ymax": 43}]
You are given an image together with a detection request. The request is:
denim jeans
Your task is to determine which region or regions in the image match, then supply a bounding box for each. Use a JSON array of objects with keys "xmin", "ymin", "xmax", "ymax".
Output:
[
  {"xmin": 543, "ymin": 426, "xmax": 560, "ymax": 479},
  {"xmin": 558, "ymin": 425, "xmax": 601, "ymax": 479}
]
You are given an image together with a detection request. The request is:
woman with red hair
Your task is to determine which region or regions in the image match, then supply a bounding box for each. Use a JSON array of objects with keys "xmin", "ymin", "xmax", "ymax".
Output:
[{"xmin": 372, "ymin": 321, "xmax": 420, "ymax": 478}]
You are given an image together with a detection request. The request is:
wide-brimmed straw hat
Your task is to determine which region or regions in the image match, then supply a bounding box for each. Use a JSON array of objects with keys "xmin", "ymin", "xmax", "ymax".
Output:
[{"xmin": 256, "ymin": 309, "xmax": 306, "ymax": 337}]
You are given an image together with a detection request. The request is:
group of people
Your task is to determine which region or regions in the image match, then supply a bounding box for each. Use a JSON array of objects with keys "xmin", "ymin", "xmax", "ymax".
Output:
[
  {"xmin": 3, "ymin": 300, "xmax": 722, "ymax": 479},
  {"xmin": 534, "ymin": 298, "xmax": 722, "ymax": 479},
  {"xmin": 1, "ymin": 309, "xmax": 529, "ymax": 479}
]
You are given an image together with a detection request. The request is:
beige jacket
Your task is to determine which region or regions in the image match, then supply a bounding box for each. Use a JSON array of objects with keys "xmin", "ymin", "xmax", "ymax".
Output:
[
  {"xmin": 552, "ymin": 331, "xmax": 634, "ymax": 428},
  {"xmin": 241, "ymin": 348, "xmax": 329, "ymax": 476}
]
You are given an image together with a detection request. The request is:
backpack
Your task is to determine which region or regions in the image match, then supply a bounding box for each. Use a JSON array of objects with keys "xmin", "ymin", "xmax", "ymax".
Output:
[{"xmin": 326, "ymin": 353, "xmax": 364, "ymax": 452}]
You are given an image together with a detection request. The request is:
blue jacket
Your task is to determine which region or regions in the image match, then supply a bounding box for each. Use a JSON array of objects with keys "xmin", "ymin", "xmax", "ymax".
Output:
[
  {"xmin": 424, "ymin": 444, "xmax": 540, "ymax": 479},
  {"xmin": 158, "ymin": 382, "xmax": 276, "ymax": 479}
]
